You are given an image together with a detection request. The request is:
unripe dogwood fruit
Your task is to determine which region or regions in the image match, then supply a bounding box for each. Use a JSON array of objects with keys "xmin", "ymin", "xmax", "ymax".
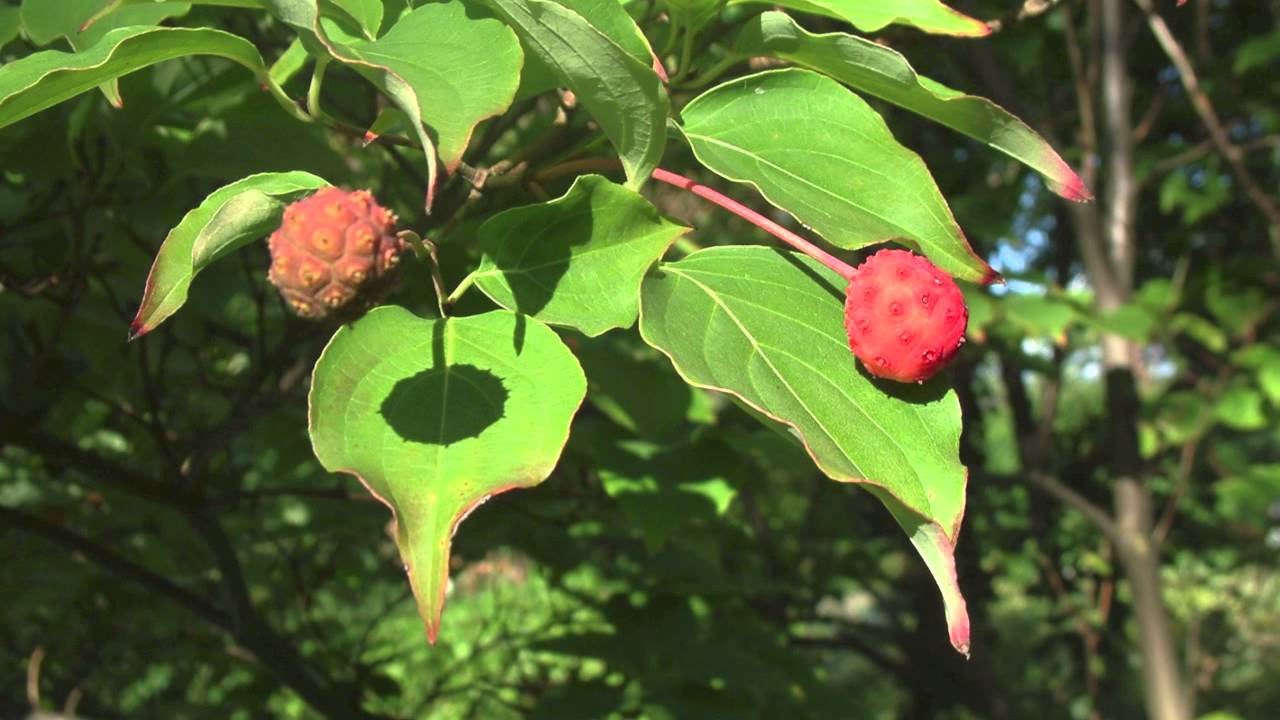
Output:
[
  {"xmin": 843, "ymin": 249, "xmax": 968, "ymax": 383},
  {"xmin": 267, "ymin": 188, "xmax": 404, "ymax": 320}
]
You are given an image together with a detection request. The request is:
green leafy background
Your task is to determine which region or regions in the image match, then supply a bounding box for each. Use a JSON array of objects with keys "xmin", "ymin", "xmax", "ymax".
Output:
[{"xmin": 2, "ymin": 0, "xmax": 1279, "ymax": 719}]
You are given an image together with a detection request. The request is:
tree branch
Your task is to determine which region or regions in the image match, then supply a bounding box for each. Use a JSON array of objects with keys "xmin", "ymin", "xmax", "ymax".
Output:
[
  {"xmin": 1027, "ymin": 471, "xmax": 1124, "ymax": 546},
  {"xmin": 0, "ymin": 505, "xmax": 229, "ymax": 629},
  {"xmin": 2, "ymin": 428, "xmax": 387, "ymax": 720},
  {"xmin": 1133, "ymin": 0, "xmax": 1280, "ymax": 257},
  {"xmin": 1, "ymin": 426, "xmax": 189, "ymax": 507}
]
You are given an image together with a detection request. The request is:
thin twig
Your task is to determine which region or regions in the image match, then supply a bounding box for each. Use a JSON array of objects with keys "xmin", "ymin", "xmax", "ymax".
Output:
[
  {"xmin": 987, "ymin": 0, "xmax": 1066, "ymax": 33},
  {"xmin": 1028, "ymin": 470, "xmax": 1124, "ymax": 546},
  {"xmin": 1134, "ymin": 0, "xmax": 1280, "ymax": 257}
]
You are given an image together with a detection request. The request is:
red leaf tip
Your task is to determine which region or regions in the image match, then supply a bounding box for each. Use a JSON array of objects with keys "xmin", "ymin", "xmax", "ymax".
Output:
[
  {"xmin": 949, "ymin": 612, "xmax": 972, "ymax": 658},
  {"xmin": 1059, "ymin": 173, "xmax": 1094, "ymax": 203},
  {"xmin": 1051, "ymin": 156, "xmax": 1094, "ymax": 202}
]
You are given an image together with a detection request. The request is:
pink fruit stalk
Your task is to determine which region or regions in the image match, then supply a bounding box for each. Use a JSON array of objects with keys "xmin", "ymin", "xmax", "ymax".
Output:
[
  {"xmin": 649, "ymin": 168, "xmax": 968, "ymax": 383},
  {"xmin": 267, "ymin": 188, "xmax": 405, "ymax": 319},
  {"xmin": 843, "ymin": 249, "xmax": 967, "ymax": 383}
]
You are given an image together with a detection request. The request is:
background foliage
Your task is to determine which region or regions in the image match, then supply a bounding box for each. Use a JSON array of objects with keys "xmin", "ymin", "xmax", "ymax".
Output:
[{"xmin": 2, "ymin": 0, "xmax": 1279, "ymax": 719}]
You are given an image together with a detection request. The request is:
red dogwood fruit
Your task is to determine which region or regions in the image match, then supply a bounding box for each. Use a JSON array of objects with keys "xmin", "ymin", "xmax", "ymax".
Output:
[
  {"xmin": 267, "ymin": 188, "xmax": 405, "ymax": 319},
  {"xmin": 843, "ymin": 249, "xmax": 968, "ymax": 383}
]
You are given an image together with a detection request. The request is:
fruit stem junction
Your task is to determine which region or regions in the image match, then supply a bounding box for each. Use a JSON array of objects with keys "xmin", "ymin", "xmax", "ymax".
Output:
[
  {"xmin": 400, "ymin": 230, "xmax": 448, "ymax": 317},
  {"xmin": 650, "ymin": 168, "xmax": 858, "ymax": 281}
]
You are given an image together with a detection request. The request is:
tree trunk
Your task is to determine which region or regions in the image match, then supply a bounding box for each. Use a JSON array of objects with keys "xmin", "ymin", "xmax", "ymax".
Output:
[{"xmin": 1096, "ymin": 2, "xmax": 1190, "ymax": 718}]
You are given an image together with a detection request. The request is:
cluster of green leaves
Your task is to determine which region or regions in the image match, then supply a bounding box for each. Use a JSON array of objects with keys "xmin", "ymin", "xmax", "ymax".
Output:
[
  {"xmin": 7, "ymin": 0, "xmax": 1280, "ymax": 718},
  {"xmin": 0, "ymin": 0, "xmax": 1094, "ymax": 659}
]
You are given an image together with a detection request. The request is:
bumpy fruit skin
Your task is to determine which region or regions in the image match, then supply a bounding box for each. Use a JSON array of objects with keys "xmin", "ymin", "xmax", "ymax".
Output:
[
  {"xmin": 267, "ymin": 188, "xmax": 404, "ymax": 320},
  {"xmin": 843, "ymin": 249, "xmax": 968, "ymax": 383}
]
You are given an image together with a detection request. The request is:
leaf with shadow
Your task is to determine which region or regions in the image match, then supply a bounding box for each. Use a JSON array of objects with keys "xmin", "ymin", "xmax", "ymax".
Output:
[
  {"xmin": 475, "ymin": 174, "xmax": 688, "ymax": 337},
  {"xmin": 639, "ymin": 245, "xmax": 972, "ymax": 654},
  {"xmin": 380, "ymin": 364, "xmax": 508, "ymax": 446},
  {"xmin": 309, "ymin": 306, "xmax": 586, "ymax": 643}
]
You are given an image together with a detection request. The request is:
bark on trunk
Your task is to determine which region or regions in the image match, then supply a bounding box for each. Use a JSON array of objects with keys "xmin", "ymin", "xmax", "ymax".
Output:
[{"xmin": 1097, "ymin": 3, "xmax": 1190, "ymax": 718}]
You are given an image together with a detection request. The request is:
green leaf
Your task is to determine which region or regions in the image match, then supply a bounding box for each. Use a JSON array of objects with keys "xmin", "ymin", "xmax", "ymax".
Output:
[
  {"xmin": 340, "ymin": 1, "xmax": 523, "ymax": 171},
  {"xmin": 481, "ymin": 0, "xmax": 669, "ymax": 188},
  {"xmin": 729, "ymin": 0, "xmax": 989, "ymax": 37},
  {"xmin": 504, "ymin": 0, "xmax": 654, "ymax": 101},
  {"xmin": 308, "ymin": 306, "xmax": 587, "ymax": 643},
  {"xmin": 555, "ymin": 0, "xmax": 652, "ymax": 63},
  {"xmin": 130, "ymin": 171, "xmax": 331, "ymax": 338},
  {"xmin": 1215, "ymin": 464, "xmax": 1280, "ymax": 529},
  {"xmin": 67, "ymin": 1, "xmax": 193, "ymax": 108},
  {"xmin": 639, "ymin": 245, "xmax": 970, "ymax": 654},
  {"xmin": 262, "ymin": 0, "xmax": 441, "ymax": 209},
  {"xmin": 0, "ymin": 26, "xmax": 307, "ymax": 130},
  {"xmin": 1258, "ymin": 365, "xmax": 1280, "ymax": 408},
  {"xmin": 1207, "ymin": 269, "xmax": 1268, "ymax": 339},
  {"xmin": 268, "ymin": 37, "xmax": 309, "ymax": 87},
  {"xmin": 0, "ymin": 7, "xmax": 19, "ymax": 48},
  {"xmin": 20, "ymin": 0, "xmax": 104, "ymax": 46},
  {"xmin": 663, "ymin": 0, "xmax": 725, "ymax": 32},
  {"xmin": 328, "ymin": 0, "xmax": 383, "ymax": 38},
  {"xmin": 1092, "ymin": 303, "xmax": 1156, "ymax": 342},
  {"xmin": 1215, "ymin": 387, "xmax": 1266, "ymax": 431},
  {"xmin": 1233, "ymin": 29, "xmax": 1280, "ymax": 75},
  {"xmin": 732, "ymin": 12, "xmax": 1089, "ymax": 201},
  {"xmin": 74, "ymin": 2, "xmax": 192, "ymax": 50},
  {"xmin": 1170, "ymin": 312, "xmax": 1228, "ymax": 353},
  {"xmin": 679, "ymin": 69, "xmax": 994, "ymax": 283},
  {"xmin": 474, "ymin": 175, "xmax": 688, "ymax": 336},
  {"xmin": 1154, "ymin": 391, "xmax": 1208, "ymax": 446}
]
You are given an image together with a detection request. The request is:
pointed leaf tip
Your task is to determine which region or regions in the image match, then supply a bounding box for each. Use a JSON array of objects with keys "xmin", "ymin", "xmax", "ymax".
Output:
[
  {"xmin": 1059, "ymin": 170, "xmax": 1094, "ymax": 203},
  {"xmin": 640, "ymin": 248, "xmax": 971, "ymax": 651},
  {"xmin": 308, "ymin": 308, "xmax": 586, "ymax": 646},
  {"xmin": 950, "ymin": 610, "xmax": 972, "ymax": 658}
]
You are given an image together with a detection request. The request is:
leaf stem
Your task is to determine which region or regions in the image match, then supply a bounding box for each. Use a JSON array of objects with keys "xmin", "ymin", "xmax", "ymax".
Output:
[
  {"xmin": 650, "ymin": 168, "xmax": 857, "ymax": 281},
  {"xmin": 672, "ymin": 52, "xmax": 742, "ymax": 92},
  {"xmin": 534, "ymin": 157, "xmax": 622, "ymax": 183},
  {"xmin": 400, "ymin": 230, "xmax": 448, "ymax": 317},
  {"xmin": 445, "ymin": 270, "xmax": 478, "ymax": 307},
  {"xmin": 669, "ymin": 26, "xmax": 698, "ymax": 85},
  {"xmin": 306, "ymin": 56, "xmax": 330, "ymax": 120}
]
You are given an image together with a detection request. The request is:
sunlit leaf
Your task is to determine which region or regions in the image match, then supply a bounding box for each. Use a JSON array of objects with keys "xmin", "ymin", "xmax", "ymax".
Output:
[
  {"xmin": 732, "ymin": 12, "xmax": 1089, "ymax": 201},
  {"xmin": 308, "ymin": 306, "xmax": 587, "ymax": 642},
  {"xmin": 679, "ymin": 69, "xmax": 994, "ymax": 283},
  {"xmin": 481, "ymin": 0, "xmax": 668, "ymax": 188},
  {"xmin": 639, "ymin": 246, "xmax": 971, "ymax": 653},
  {"xmin": 730, "ymin": 0, "xmax": 989, "ymax": 36},
  {"xmin": 339, "ymin": 1, "xmax": 523, "ymax": 171},
  {"xmin": 0, "ymin": 25, "xmax": 306, "ymax": 130},
  {"xmin": 130, "ymin": 172, "xmax": 331, "ymax": 338},
  {"xmin": 263, "ymin": 0, "xmax": 442, "ymax": 208},
  {"xmin": 474, "ymin": 175, "xmax": 687, "ymax": 336}
]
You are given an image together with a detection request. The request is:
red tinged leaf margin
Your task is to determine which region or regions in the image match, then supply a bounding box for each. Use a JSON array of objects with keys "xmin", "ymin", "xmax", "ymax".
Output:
[
  {"xmin": 866, "ymin": 487, "xmax": 971, "ymax": 656},
  {"xmin": 130, "ymin": 172, "xmax": 332, "ymax": 339},
  {"xmin": 307, "ymin": 307, "xmax": 587, "ymax": 644},
  {"xmin": 638, "ymin": 246, "xmax": 974, "ymax": 655},
  {"xmin": 730, "ymin": 13, "xmax": 1092, "ymax": 203}
]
